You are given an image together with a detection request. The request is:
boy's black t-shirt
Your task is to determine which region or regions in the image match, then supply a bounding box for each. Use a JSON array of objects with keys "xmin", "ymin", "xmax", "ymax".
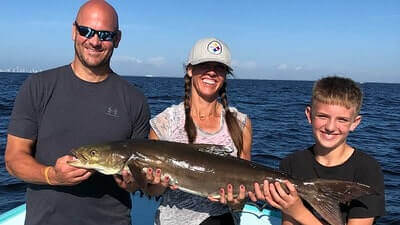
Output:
[
  {"xmin": 8, "ymin": 65, "xmax": 150, "ymax": 225},
  {"xmin": 280, "ymin": 146, "xmax": 385, "ymax": 223}
]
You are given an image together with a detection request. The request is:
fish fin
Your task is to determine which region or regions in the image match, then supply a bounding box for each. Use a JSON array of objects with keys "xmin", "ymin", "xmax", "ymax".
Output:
[
  {"xmin": 302, "ymin": 192, "xmax": 343, "ymax": 225},
  {"xmin": 127, "ymin": 161, "xmax": 148, "ymax": 192},
  {"xmin": 297, "ymin": 179, "xmax": 376, "ymax": 225}
]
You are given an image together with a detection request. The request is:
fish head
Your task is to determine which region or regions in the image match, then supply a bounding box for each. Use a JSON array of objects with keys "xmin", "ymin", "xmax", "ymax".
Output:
[{"xmin": 68, "ymin": 143, "xmax": 129, "ymax": 175}]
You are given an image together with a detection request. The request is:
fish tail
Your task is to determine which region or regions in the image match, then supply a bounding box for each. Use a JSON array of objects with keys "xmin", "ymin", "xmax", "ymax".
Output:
[{"xmin": 296, "ymin": 179, "xmax": 376, "ymax": 225}]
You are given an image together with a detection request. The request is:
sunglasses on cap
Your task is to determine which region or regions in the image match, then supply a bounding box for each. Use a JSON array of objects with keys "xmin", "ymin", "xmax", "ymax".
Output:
[{"xmin": 74, "ymin": 22, "xmax": 118, "ymax": 41}]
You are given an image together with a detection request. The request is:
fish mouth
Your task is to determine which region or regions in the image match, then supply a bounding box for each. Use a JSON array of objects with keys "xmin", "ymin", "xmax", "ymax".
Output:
[{"xmin": 70, "ymin": 150, "xmax": 88, "ymax": 163}]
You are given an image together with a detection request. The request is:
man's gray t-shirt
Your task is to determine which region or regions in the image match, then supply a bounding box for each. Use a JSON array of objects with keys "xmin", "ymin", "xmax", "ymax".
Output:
[{"xmin": 8, "ymin": 65, "xmax": 150, "ymax": 225}]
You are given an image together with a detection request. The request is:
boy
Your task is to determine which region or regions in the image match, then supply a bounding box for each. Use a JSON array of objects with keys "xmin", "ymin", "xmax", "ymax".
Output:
[{"xmin": 254, "ymin": 76, "xmax": 385, "ymax": 225}]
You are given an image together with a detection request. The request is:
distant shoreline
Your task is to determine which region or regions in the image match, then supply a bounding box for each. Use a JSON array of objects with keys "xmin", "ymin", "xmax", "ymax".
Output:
[
  {"xmin": 0, "ymin": 72, "xmax": 398, "ymax": 84},
  {"xmin": 0, "ymin": 72, "xmax": 316, "ymax": 82}
]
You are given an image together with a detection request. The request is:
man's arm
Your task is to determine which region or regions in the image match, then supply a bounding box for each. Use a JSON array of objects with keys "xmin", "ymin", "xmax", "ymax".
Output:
[
  {"xmin": 5, "ymin": 134, "xmax": 47, "ymax": 184},
  {"xmin": 5, "ymin": 134, "xmax": 92, "ymax": 186}
]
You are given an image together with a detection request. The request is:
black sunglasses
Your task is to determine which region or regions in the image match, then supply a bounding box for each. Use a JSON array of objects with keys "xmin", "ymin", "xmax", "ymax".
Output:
[
  {"xmin": 74, "ymin": 22, "xmax": 117, "ymax": 41},
  {"xmin": 195, "ymin": 62, "xmax": 229, "ymax": 74}
]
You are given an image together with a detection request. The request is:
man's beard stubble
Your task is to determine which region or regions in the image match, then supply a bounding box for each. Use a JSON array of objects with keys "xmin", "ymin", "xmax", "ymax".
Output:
[{"xmin": 74, "ymin": 41, "xmax": 113, "ymax": 69}]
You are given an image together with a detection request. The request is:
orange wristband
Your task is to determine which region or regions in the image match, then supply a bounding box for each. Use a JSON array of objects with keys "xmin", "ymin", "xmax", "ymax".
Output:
[{"xmin": 44, "ymin": 166, "xmax": 53, "ymax": 185}]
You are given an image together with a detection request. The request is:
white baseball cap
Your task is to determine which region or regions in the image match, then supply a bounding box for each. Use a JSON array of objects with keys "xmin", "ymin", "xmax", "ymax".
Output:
[{"xmin": 186, "ymin": 37, "xmax": 232, "ymax": 69}]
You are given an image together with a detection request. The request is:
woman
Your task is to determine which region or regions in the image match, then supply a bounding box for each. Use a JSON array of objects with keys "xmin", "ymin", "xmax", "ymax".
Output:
[{"xmin": 147, "ymin": 37, "xmax": 252, "ymax": 225}]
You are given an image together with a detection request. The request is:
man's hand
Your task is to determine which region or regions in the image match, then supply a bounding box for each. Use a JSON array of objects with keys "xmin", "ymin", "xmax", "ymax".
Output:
[{"xmin": 52, "ymin": 155, "xmax": 93, "ymax": 186}]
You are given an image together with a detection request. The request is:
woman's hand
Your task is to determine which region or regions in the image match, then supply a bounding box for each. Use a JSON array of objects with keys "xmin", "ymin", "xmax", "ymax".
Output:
[
  {"xmin": 248, "ymin": 180, "xmax": 272, "ymax": 203},
  {"xmin": 144, "ymin": 168, "xmax": 178, "ymax": 196},
  {"xmin": 208, "ymin": 184, "xmax": 247, "ymax": 211},
  {"xmin": 114, "ymin": 170, "xmax": 139, "ymax": 192}
]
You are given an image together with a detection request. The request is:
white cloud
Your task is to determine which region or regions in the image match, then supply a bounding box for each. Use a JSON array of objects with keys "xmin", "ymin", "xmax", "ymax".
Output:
[
  {"xmin": 295, "ymin": 66, "xmax": 303, "ymax": 71},
  {"xmin": 232, "ymin": 60, "xmax": 257, "ymax": 70},
  {"xmin": 147, "ymin": 56, "xmax": 166, "ymax": 67},
  {"xmin": 241, "ymin": 61, "xmax": 257, "ymax": 69},
  {"xmin": 275, "ymin": 64, "xmax": 307, "ymax": 71},
  {"xmin": 113, "ymin": 56, "xmax": 143, "ymax": 64},
  {"xmin": 113, "ymin": 55, "xmax": 166, "ymax": 67},
  {"xmin": 277, "ymin": 64, "xmax": 288, "ymax": 70}
]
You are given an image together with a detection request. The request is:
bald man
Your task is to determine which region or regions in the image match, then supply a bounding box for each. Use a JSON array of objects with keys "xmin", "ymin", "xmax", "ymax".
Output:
[{"xmin": 5, "ymin": 1, "xmax": 150, "ymax": 224}]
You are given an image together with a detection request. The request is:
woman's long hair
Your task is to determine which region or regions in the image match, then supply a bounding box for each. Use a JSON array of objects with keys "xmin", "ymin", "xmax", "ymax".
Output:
[{"xmin": 183, "ymin": 68, "xmax": 243, "ymax": 157}]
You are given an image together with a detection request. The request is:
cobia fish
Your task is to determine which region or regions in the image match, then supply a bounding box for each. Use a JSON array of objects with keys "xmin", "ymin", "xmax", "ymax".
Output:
[{"xmin": 68, "ymin": 139, "xmax": 376, "ymax": 225}]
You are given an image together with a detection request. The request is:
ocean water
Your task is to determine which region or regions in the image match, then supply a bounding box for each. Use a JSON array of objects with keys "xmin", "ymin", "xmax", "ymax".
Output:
[{"xmin": 0, "ymin": 72, "xmax": 399, "ymax": 224}]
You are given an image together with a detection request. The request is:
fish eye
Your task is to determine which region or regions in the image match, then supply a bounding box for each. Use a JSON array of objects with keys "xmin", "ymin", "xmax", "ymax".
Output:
[{"xmin": 90, "ymin": 150, "xmax": 97, "ymax": 156}]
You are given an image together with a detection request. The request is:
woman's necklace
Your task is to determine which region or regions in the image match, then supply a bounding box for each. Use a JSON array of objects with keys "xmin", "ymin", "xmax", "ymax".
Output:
[
  {"xmin": 198, "ymin": 112, "xmax": 213, "ymax": 120},
  {"xmin": 193, "ymin": 104, "xmax": 220, "ymax": 121}
]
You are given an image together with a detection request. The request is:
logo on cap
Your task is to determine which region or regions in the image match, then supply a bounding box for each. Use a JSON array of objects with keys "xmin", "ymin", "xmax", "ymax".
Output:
[{"xmin": 207, "ymin": 41, "xmax": 222, "ymax": 55}]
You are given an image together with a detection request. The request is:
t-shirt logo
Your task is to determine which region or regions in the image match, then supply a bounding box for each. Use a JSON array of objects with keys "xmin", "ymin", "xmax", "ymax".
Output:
[{"xmin": 106, "ymin": 107, "xmax": 119, "ymax": 118}]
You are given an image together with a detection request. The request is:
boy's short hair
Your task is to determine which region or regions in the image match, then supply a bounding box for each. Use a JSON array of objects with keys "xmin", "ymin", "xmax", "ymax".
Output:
[{"xmin": 311, "ymin": 76, "xmax": 363, "ymax": 115}]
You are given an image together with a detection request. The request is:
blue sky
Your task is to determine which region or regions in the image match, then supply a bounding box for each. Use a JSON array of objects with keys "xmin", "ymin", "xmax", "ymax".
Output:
[{"xmin": 1, "ymin": 0, "xmax": 399, "ymax": 83}]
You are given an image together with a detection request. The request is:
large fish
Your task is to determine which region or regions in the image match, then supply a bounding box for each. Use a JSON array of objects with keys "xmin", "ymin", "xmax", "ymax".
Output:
[{"xmin": 68, "ymin": 139, "xmax": 376, "ymax": 225}]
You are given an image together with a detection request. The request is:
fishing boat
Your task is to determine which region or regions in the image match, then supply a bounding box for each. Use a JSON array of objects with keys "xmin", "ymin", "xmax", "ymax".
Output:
[{"xmin": 0, "ymin": 204, "xmax": 25, "ymax": 225}]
